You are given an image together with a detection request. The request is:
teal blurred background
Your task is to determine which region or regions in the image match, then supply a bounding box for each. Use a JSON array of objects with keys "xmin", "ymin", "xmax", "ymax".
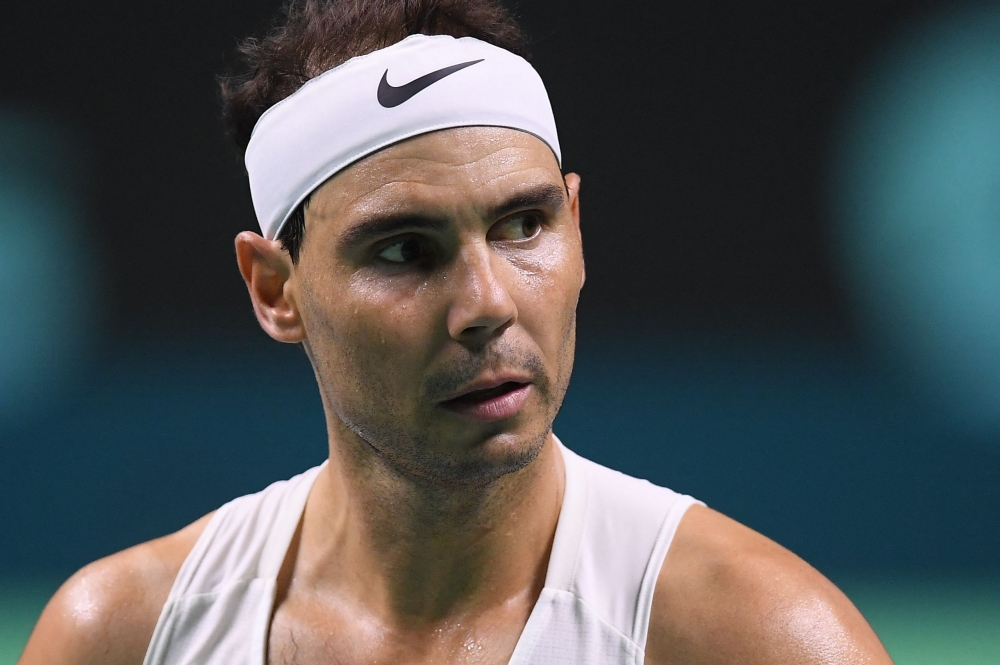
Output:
[{"xmin": 2, "ymin": 0, "xmax": 1000, "ymax": 662}]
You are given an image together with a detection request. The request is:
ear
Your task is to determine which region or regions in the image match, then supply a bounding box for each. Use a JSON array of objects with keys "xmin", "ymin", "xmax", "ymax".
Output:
[
  {"xmin": 564, "ymin": 172, "xmax": 585, "ymax": 288},
  {"xmin": 235, "ymin": 231, "xmax": 306, "ymax": 343}
]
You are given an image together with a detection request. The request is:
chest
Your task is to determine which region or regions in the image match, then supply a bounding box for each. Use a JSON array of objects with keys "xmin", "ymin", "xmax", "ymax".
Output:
[{"xmin": 266, "ymin": 593, "xmax": 531, "ymax": 665}]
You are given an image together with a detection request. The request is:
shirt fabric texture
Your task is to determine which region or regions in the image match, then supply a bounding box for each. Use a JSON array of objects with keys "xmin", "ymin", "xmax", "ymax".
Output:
[{"xmin": 142, "ymin": 441, "xmax": 702, "ymax": 664}]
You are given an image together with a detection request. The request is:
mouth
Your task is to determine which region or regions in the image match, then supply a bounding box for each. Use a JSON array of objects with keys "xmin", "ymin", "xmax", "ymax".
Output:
[{"xmin": 440, "ymin": 380, "xmax": 532, "ymax": 422}]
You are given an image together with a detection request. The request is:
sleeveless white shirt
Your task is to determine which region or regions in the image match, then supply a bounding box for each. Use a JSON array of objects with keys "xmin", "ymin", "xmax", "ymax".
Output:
[{"xmin": 143, "ymin": 442, "xmax": 701, "ymax": 664}]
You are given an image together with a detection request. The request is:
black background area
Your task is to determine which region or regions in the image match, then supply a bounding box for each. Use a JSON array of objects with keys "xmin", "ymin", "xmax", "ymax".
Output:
[{"xmin": 0, "ymin": 0, "xmax": 942, "ymax": 338}]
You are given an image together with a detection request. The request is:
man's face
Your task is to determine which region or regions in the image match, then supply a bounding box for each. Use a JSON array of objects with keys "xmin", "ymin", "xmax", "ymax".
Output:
[{"xmin": 289, "ymin": 127, "xmax": 583, "ymax": 485}]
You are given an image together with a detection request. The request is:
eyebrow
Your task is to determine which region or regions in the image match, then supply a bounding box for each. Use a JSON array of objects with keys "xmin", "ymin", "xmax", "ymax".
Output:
[
  {"xmin": 339, "ymin": 214, "xmax": 448, "ymax": 251},
  {"xmin": 338, "ymin": 183, "xmax": 567, "ymax": 251},
  {"xmin": 484, "ymin": 183, "xmax": 567, "ymax": 221}
]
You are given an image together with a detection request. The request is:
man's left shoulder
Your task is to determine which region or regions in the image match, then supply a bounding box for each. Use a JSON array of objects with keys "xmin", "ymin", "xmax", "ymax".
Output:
[{"xmin": 644, "ymin": 504, "xmax": 893, "ymax": 665}]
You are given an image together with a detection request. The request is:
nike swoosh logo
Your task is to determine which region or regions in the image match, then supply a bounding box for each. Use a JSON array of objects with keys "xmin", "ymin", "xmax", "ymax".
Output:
[{"xmin": 377, "ymin": 59, "xmax": 484, "ymax": 108}]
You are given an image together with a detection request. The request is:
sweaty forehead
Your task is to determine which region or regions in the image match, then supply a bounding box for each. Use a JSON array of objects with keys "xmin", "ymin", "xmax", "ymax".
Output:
[{"xmin": 307, "ymin": 126, "xmax": 562, "ymax": 222}]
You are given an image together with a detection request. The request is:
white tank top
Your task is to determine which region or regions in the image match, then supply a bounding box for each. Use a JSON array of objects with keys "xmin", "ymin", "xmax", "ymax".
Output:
[{"xmin": 143, "ymin": 442, "xmax": 701, "ymax": 664}]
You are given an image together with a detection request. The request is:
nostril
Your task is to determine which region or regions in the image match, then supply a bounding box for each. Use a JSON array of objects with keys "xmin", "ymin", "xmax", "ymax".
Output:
[
  {"xmin": 457, "ymin": 318, "xmax": 514, "ymax": 347},
  {"xmin": 460, "ymin": 323, "xmax": 494, "ymax": 340}
]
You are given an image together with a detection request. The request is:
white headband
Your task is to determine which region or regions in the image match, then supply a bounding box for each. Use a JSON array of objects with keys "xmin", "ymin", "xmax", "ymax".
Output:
[{"xmin": 245, "ymin": 34, "xmax": 562, "ymax": 240}]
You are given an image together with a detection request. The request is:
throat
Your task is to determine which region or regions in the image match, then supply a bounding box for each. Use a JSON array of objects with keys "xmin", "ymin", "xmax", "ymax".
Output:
[{"xmin": 297, "ymin": 434, "xmax": 566, "ymax": 625}]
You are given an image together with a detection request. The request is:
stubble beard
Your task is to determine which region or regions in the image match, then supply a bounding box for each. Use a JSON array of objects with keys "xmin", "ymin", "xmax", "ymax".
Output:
[{"xmin": 326, "ymin": 319, "xmax": 577, "ymax": 491}]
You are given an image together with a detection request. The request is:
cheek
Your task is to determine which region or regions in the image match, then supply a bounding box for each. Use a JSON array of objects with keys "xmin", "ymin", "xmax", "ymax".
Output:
[
  {"xmin": 303, "ymin": 272, "xmax": 440, "ymax": 392},
  {"xmin": 509, "ymin": 243, "xmax": 580, "ymax": 413},
  {"xmin": 512, "ymin": 238, "xmax": 583, "ymax": 339},
  {"xmin": 347, "ymin": 273, "xmax": 445, "ymax": 348}
]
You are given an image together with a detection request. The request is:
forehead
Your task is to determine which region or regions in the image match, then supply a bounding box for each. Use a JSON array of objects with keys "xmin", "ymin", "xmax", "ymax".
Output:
[{"xmin": 307, "ymin": 126, "xmax": 562, "ymax": 222}]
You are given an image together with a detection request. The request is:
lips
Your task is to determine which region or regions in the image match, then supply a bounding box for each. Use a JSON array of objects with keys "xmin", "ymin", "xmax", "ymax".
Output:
[
  {"xmin": 451, "ymin": 381, "xmax": 524, "ymax": 402},
  {"xmin": 440, "ymin": 378, "xmax": 532, "ymax": 421}
]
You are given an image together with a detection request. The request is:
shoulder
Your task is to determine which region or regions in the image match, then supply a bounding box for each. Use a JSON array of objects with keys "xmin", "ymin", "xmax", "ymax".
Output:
[
  {"xmin": 17, "ymin": 512, "xmax": 214, "ymax": 665},
  {"xmin": 644, "ymin": 505, "xmax": 892, "ymax": 665}
]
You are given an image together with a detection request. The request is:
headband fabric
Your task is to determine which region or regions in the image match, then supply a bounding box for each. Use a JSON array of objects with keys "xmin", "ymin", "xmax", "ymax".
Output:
[{"xmin": 245, "ymin": 34, "xmax": 562, "ymax": 240}]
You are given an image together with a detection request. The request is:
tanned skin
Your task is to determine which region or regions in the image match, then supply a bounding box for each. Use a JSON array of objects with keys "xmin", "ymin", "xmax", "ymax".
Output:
[{"xmin": 19, "ymin": 127, "xmax": 893, "ymax": 665}]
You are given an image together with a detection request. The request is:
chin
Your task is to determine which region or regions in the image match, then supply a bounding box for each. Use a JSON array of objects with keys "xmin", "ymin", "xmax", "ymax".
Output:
[
  {"xmin": 398, "ymin": 425, "xmax": 550, "ymax": 488},
  {"xmin": 473, "ymin": 428, "xmax": 549, "ymax": 477}
]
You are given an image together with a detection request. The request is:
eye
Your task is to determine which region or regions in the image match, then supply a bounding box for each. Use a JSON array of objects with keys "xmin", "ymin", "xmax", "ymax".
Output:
[
  {"xmin": 376, "ymin": 237, "xmax": 428, "ymax": 264},
  {"xmin": 490, "ymin": 213, "xmax": 543, "ymax": 242}
]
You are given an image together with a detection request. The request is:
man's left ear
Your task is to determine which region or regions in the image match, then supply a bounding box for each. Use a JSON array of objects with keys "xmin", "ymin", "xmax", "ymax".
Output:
[
  {"xmin": 234, "ymin": 231, "xmax": 306, "ymax": 343},
  {"xmin": 564, "ymin": 172, "xmax": 584, "ymax": 287}
]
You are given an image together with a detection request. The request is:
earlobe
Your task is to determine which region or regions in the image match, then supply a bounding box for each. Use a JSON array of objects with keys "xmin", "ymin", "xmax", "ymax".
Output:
[{"xmin": 234, "ymin": 231, "xmax": 306, "ymax": 343}]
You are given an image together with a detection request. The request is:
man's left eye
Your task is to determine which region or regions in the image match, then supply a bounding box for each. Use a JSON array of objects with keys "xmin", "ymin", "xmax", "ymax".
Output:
[{"xmin": 490, "ymin": 213, "xmax": 542, "ymax": 241}]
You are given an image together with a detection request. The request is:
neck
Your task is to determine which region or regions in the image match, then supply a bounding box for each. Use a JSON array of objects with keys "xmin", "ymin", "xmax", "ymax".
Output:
[{"xmin": 297, "ymin": 425, "xmax": 565, "ymax": 628}]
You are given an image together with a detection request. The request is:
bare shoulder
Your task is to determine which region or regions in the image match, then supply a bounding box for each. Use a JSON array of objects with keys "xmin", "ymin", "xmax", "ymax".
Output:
[
  {"xmin": 644, "ymin": 505, "xmax": 893, "ymax": 665},
  {"xmin": 17, "ymin": 512, "xmax": 214, "ymax": 665}
]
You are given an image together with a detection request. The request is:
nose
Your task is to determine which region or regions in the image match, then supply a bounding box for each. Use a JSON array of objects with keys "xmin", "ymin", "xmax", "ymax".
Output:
[{"xmin": 446, "ymin": 242, "xmax": 517, "ymax": 346}]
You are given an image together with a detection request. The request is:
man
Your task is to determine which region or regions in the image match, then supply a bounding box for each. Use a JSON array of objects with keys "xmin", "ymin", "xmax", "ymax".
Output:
[{"xmin": 20, "ymin": 1, "xmax": 893, "ymax": 663}]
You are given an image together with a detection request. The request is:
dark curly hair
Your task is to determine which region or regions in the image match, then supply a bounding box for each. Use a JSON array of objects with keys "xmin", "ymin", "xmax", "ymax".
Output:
[{"xmin": 220, "ymin": 0, "xmax": 530, "ymax": 261}]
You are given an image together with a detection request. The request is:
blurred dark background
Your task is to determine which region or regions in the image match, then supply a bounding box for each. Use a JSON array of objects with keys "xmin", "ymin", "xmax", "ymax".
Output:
[
  {"xmin": 2, "ymin": 1, "xmax": 1000, "ymax": 659},
  {"xmin": 1, "ymin": 0, "xmax": 922, "ymax": 334}
]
